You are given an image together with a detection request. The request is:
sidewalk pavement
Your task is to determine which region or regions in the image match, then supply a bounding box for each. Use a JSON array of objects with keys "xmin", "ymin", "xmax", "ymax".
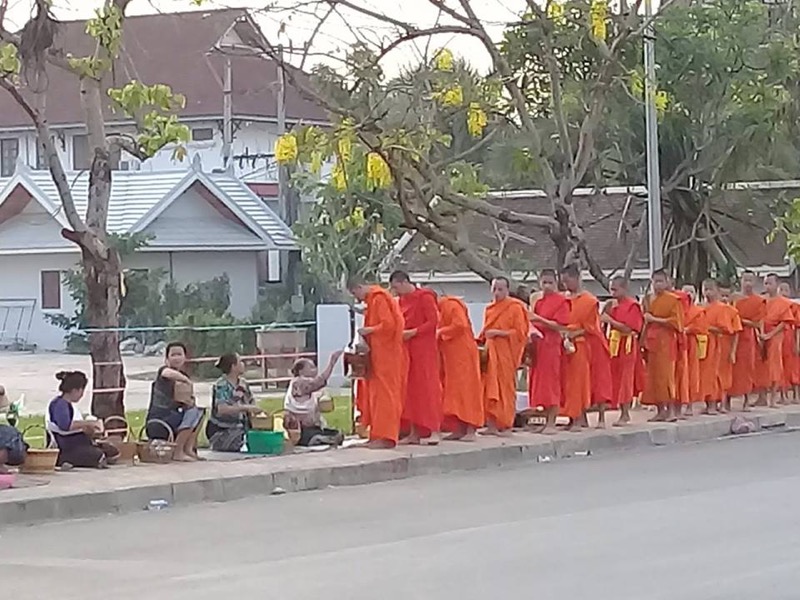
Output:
[{"xmin": 3, "ymin": 406, "xmax": 800, "ymax": 527}]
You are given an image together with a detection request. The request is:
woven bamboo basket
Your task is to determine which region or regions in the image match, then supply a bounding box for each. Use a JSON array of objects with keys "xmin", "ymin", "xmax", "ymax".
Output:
[
  {"xmin": 136, "ymin": 419, "xmax": 177, "ymax": 464},
  {"xmin": 103, "ymin": 416, "xmax": 137, "ymax": 464},
  {"xmin": 20, "ymin": 425, "xmax": 59, "ymax": 474}
]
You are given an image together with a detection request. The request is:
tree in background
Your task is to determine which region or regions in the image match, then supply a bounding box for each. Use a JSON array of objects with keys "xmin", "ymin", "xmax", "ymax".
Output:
[
  {"xmin": 0, "ymin": 0, "xmax": 192, "ymax": 417},
  {"xmin": 262, "ymin": 0, "xmax": 673, "ymax": 288}
]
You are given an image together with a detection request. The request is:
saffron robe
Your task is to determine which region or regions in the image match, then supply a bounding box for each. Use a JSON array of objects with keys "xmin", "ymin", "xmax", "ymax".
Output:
[
  {"xmin": 399, "ymin": 287, "xmax": 443, "ymax": 436},
  {"xmin": 762, "ymin": 296, "xmax": 795, "ymax": 387},
  {"xmin": 357, "ymin": 286, "xmax": 406, "ymax": 443},
  {"xmin": 528, "ymin": 292, "xmax": 570, "ymax": 409},
  {"xmin": 683, "ymin": 304, "xmax": 707, "ymax": 403},
  {"xmin": 642, "ymin": 292, "xmax": 683, "ymax": 406},
  {"xmin": 479, "ymin": 297, "xmax": 529, "ymax": 430},
  {"xmin": 607, "ymin": 297, "xmax": 644, "ymax": 407},
  {"xmin": 731, "ymin": 294, "xmax": 766, "ymax": 396},
  {"xmin": 438, "ymin": 296, "xmax": 484, "ymax": 430}
]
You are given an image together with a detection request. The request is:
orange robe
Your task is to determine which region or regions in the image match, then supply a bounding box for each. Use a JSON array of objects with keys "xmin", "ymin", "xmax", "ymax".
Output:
[
  {"xmin": 478, "ymin": 297, "xmax": 529, "ymax": 430},
  {"xmin": 607, "ymin": 297, "xmax": 644, "ymax": 407},
  {"xmin": 781, "ymin": 302, "xmax": 800, "ymax": 389},
  {"xmin": 673, "ymin": 291, "xmax": 691, "ymax": 405},
  {"xmin": 683, "ymin": 305, "xmax": 707, "ymax": 403},
  {"xmin": 730, "ymin": 294, "xmax": 767, "ymax": 396},
  {"xmin": 719, "ymin": 304, "xmax": 743, "ymax": 396},
  {"xmin": 700, "ymin": 302, "xmax": 739, "ymax": 402},
  {"xmin": 528, "ymin": 292, "xmax": 570, "ymax": 409},
  {"xmin": 438, "ymin": 296, "xmax": 484, "ymax": 430},
  {"xmin": 642, "ymin": 292, "xmax": 683, "ymax": 406},
  {"xmin": 762, "ymin": 296, "xmax": 795, "ymax": 388},
  {"xmin": 358, "ymin": 286, "xmax": 406, "ymax": 443},
  {"xmin": 563, "ymin": 292, "xmax": 607, "ymax": 419},
  {"xmin": 399, "ymin": 287, "xmax": 443, "ymax": 436}
]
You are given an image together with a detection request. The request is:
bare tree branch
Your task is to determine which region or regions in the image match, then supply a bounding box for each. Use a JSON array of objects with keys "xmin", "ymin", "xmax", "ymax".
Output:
[{"xmin": 0, "ymin": 76, "xmax": 84, "ymax": 233}]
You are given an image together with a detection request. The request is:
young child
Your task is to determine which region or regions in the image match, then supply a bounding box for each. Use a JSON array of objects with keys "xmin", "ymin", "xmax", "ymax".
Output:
[{"xmin": 284, "ymin": 351, "xmax": 344, "ymax": 446}]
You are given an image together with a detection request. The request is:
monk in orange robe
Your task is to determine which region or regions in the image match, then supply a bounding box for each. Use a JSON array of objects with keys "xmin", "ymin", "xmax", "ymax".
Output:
[
  {"xmin": 478, "ymin": 277, "xmax": 529, "ymax": 435},
  {"xmin": 559, "ymin": 265, "xmax": 612, "ymax": 429},
  {"xmin": 349, "ymin": 279, "xmax": 406, "ymax": 449},
  {"xmin": 601, "ymin": 276, "xmax": 643, "ymax": 426},
  {"xmin": 672, "ymin": 287, "xmax": 691, "ymax": 414},
  {"xmin": 389, "ymin": 271, "xmax": 443, "ymax": 445},
  {"xmin": 528, "ymin": 269, "xmax": 570, "ymax": 433},
  {"xmin": 760, "ymin": 274, "xmax": 796, "ymax": 407},
  {"xmin": 681, "ymin": 285, "xmax": 707, "ymax": 416},
  {"xmin": 642, "ymin": 269, "xmax": 684, "ymax": 421},
  {"xmin": 717, "ymin": 282, "xmax": 743, "ymax": 412},
  {"xmin": 730, "ymin": 270, "xmax": 766, "ymax": 410},
  {"xmin": 778, "ymin": 282, "xmax": 800, "ymax": 404},
  {"xmin": 438, "ymin": 295, "xmax": 484, "ymax": 440}
]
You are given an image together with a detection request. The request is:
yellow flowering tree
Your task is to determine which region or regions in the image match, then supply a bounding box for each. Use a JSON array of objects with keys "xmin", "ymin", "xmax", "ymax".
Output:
[
  {"xmin": 261, "ymin": 0, "xmax": 683, "ymax": 285},
  {"xmin": 0, "ymin": 1, "xmax": 196, "ymax": 418}
]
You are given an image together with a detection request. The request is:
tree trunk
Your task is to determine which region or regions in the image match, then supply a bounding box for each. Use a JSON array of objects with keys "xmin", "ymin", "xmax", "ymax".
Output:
[{"xmin": 82, "ymin": 242, "xmax": 127, "ymax": 419}]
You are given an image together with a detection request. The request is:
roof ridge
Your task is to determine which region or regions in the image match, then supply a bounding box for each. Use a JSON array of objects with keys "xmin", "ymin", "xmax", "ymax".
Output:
[{"xmin": 54, "ymin": 7, "xmax": 246, "ymax": 25}]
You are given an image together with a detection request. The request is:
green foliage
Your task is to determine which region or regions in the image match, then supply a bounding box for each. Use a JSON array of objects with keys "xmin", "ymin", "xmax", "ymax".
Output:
[
  {"xmin": 0, "ymin": 43, "xmax": 20, "ymax": 75},
  {"xmin": 107, "ymin": 81, "xmax": 190, "ymax": 161},
  {"xmin": 166, "ymin": 309, "xmax": 250, "ymax": 379}
]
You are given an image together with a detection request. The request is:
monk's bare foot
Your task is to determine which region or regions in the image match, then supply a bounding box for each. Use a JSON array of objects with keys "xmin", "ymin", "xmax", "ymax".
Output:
[
  {"xmin": 596, "ymin": 421, "xmax": 606, "ymax": 430},
  {"xmin": 613, "ymin": 418, "xmax": 628, "ymax": 428},
  {"xmin": 398, "ymin": 435, "xmax": 421, "ymax": 446},
  {"xmin": 497, "ymin": 429, "xmax": 513, "ymax": 438},
  {"xmin": 665, "ymin": 415, "xmax": 678, "ymax": 423},
  {"xmin": 480, "ymin": 427, "xmax": 499, "ymax": 437},
  {"xmin": 685, "ymin": 408, "xmax": 694, "ymax": 417},
  {"xmin": 649, "ymin": 413, "xmax": 666, "ymax": 422},
  {"xmin": 422, "ymin": 433, "xmax": 440, "ymax": 446},
  {"xmin": 365, "ymin": 439, "xmax": 395, "ymax": 450},
  {"xmin": 444, "ymin": 431, "xmax": 465, "ymax": 441},
  {"xmin": 460, "ymin": 429, "xmax": 477, "ymax": 442},
  {"xmin": 539, "ymin": 425, "xmax": 557, "ymax": 435}
]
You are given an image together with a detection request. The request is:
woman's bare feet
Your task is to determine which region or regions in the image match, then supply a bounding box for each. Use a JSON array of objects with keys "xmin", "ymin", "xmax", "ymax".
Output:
[{"xmin": 172, "ymin": 452, "xmax": 195, "ymax": 462}]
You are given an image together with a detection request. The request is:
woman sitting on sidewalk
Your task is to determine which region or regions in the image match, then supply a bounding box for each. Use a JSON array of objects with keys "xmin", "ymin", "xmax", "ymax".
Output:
[
  {"xmin": 145, "ymin": 342, "xmax": 205, "ymax": 462},
  {"xmin": 206, "ymin": 353, "xmax": 262, "ymax": 452},
  {"xmin": 284, "ymin": 351, "xmax": 345, "ymax": 447},
  {"xmin": 47, "ymin": 371, "xmax": 120, "ymax": 469}
]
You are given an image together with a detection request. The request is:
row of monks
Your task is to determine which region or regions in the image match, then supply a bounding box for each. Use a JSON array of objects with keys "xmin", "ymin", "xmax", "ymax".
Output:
[{"xmin": 347, "ymin": 268, "xmax": 799, "ymax": 449}]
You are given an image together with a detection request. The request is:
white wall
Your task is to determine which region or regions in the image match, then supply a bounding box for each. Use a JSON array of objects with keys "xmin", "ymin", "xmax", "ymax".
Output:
[{"xmin": 0, "ymin": 253, "xmax": 79, "ymax": 350}]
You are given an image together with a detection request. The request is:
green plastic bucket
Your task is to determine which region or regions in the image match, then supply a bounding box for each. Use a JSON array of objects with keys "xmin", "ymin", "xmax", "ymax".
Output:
[{"xmin": 246, "ymin": 430, "xmax": 285, "ymax": 455}]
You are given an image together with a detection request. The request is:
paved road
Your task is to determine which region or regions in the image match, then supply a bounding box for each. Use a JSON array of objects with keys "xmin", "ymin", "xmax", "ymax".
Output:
[{"xmin": 4, "ymin": 433, "xmax": 800, "ymax": 600}]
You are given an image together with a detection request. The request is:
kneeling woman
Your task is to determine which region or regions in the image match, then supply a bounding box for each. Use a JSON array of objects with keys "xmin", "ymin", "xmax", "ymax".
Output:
[
  {"xmin": 284, "ymin": 351, "xmax": 345, "ymax": 447},
  {"xmin": 47, "ymin": 371, "xmax": 120, "ymax": 469},
  {"xmin": 206, "ymin": 353, "xmax": 262, "ymax": 452}
]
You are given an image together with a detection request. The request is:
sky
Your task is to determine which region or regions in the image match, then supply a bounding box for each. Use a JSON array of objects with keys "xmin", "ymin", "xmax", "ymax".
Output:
[
  {"xmin": 3, "ymin": 0, "xmax": 659, "ymax": 75},
  {"xmin": 2, "ymin": 0, "xmax": 534, "ymax": 74}
]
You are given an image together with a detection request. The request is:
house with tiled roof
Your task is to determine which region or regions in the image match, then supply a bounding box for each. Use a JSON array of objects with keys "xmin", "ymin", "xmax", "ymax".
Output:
[
  {"xmin": 0, "ymin": 8, "xmax": 325, "ymax": 203},
  {"xmin": 383, "ymin": 182, "xmax": 799, "ymax": 302},
  {"xmin": 0, "ymin": 158, "xmax": 296, "ymax": 350}
]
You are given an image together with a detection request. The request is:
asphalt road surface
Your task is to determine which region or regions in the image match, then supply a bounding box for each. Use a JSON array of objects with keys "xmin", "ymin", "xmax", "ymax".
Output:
[{"xmin": 4, "ymin": 432, "xmax": 800, "ymax": 600}]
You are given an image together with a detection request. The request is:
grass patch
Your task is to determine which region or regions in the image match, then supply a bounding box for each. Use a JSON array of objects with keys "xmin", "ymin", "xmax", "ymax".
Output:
[{"xmin": 14, "ymin": 396, "xmax": 353, "ymax": 449}]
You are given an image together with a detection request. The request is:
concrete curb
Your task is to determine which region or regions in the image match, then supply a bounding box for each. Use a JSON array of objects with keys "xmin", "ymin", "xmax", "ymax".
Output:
[{"xmin": 3, "ymin": 408, "xmax": 799, "ymax": 527}]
